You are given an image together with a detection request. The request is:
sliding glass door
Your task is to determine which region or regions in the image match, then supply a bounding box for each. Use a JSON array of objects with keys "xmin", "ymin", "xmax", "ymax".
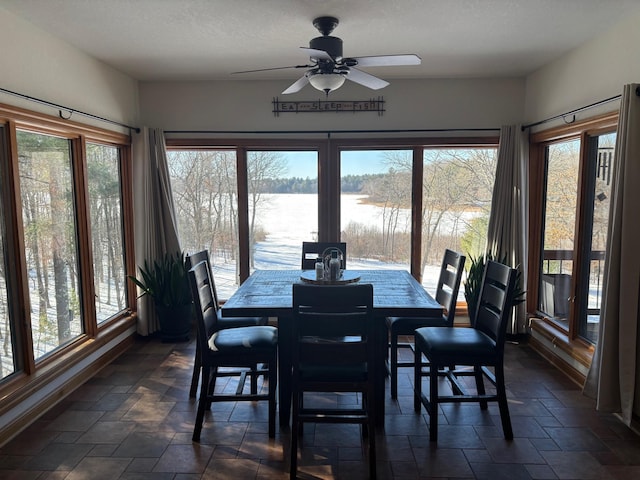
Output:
[
  {"xmin": 247, "ymin": 151, "xmax": 318, "ymax": 272},
  {"xmin": 536, "ymin": 130, "xmax": 615, "ymax": 344},
  {"xmin": 340, "ymin": 150, "xmax": 412, "ymax": 271}
]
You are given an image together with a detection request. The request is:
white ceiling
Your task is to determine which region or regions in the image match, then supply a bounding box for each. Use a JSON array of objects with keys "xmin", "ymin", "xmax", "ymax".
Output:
[{"xmin": 2, "ymin": 0, "xmax": 640, "ymax": 84}]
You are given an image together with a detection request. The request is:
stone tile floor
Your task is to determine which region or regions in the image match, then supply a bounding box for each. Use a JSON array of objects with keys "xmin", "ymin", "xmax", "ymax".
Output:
[{"xmin": 1, "ymin": 335, "xmax": 639, "ymax": 479}]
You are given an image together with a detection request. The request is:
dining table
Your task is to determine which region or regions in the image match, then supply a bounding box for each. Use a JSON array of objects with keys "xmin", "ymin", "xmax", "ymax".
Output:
[{"xmin": 221, "ymin": 269, "xmax": 443, "ymax": 429}]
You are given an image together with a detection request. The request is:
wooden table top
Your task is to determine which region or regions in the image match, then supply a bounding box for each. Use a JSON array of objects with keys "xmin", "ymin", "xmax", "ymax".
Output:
[{"xmin": 221, "ymin": 269, "xmax": 442, "ymax": 318}]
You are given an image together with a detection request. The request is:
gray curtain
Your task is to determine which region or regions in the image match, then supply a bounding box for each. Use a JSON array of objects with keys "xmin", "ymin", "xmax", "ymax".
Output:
[
  {"xmin": 486, "ymin": 125, "xmax": 529, "ymax": 334},
  {"xmin": 132, "ymin": 127, "xmax": 181, "ymax": 335},
  {"xmin": 584, "ymin": 84, "xmax": 640, "ymax": 426}
]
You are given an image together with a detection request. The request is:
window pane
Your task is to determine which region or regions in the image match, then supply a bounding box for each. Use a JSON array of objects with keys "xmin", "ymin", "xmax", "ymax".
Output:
[
  {"xmin": 422, "ymin": 148, "xmax": 497, "ymax": 297},
  {"xmin": 539, "ymin": 139, "xmax": 580, "ymax": 328},
  {"xmin": 17, "ymin": 131, "xmax": 83, "ymax": 359},
  {"xmin": 581, "ymin": 133, "xmax": 615, "ymax": 343},
  {"xmin": 0, "ymin": 127, "xmax": 16, "ymax": 380},
  {"xmin": 87, "ymin": 143, "xmax": 127, "ymax": 322},
  {"xmin": 248, "ymin": 151, "xmax": 318, "ymax": 271},
  {"xmin": 167, "ymin": 150, "xmax": 240, "ymax": 299},
  {"xmin": 341, "ymin": 150, "xmax": 411, "ymax": 271}
]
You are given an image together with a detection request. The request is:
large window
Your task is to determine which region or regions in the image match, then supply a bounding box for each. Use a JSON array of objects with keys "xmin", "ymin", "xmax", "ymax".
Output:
[
  {"xmin": 532, "ymin": 114, "xmax": 617, "ymax": 345},
  {"xmin": 247, "ymin": 151, "xmax": 318, "ymax": 271},
  {"xmin": 17, "ymin": 131, "xmax": 83, "ymax": 359},
  {"xmin": 168, "ymin": 138, "xmax": 498, "ymax": 305},
  {"xmin": 87, "ymin": 143, "xmax": 128, "ymax": 323},
  {"xmin": 581, "ymin": 133, "xmax": 615, "ymax": 341},
  {"xmin": 539, "ymin": 139, "xmax": 580, "ymax": 330},
  {"xmin": 422, "ymin": 148, "xmax": 497, "ymax": 295},
  {"xmin": 0, "ymin": 126, "xmax": 16, "ymax": 381},
  {"xmin": 168, "ymin": 149, "xmax": 319, "ymax": 298},
  {"xmin": 0, "ymin": 106, "xmax": 133, "ymax": 394},
  {"xmin": 340, "ymin": 150, "xmax": 412, "ymax": 271},
  {"xmin": 167, "ymin": 149, "xmax": 239, "ymax": 298}
]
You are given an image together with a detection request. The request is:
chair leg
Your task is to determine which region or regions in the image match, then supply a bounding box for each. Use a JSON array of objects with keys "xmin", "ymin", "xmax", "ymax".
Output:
[
  {"xmin": 268, "ymin": 352, "xmax": 277, "ymax": 438},
  {"xmin": 474, "ymin": 366, "xmax": 487, "ymax": 409},
  {"xmin": 362, "ymin": 392, "xmax": 369, "ymax": 438},
  {"xmin": 429, "ymin": 361, "xmax": 439, "ymax": 442},
  {"xmin": 250, "ymin": 364, "xmax": 258, "ymax": 394},
  {"xmin": 414, "ymin": 343, "xmax": 422, "ymax": 413},
  {"xmin": 367, "ymin": 387, "xmax": 377, "ymax": 479},
  {"xmin": 192, "ymin": 365, "xmax": 211, "ymax": 442},
  {"xmin": 290, "ymin": 389, "xmax": 300, "ymax": 479},
  {"xmin": 495, "ymin": 364, "xmax": 513, "ymax": 440},
  {"xmin": 390, "ymin": 331, "xmax": 399, "ymax": 399},
  {"xmin": 206, "ymin": 366, "xmax": 218, "ymax": 409},
  {"xmin": 189, "ymin": 342, "xmax": 201, "ymax": 398}
]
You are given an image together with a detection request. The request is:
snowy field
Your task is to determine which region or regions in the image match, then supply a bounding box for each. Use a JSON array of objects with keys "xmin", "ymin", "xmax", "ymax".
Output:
[{"xmin": 212, "ymin": 193, "xmax": 448, "ymax": 300}]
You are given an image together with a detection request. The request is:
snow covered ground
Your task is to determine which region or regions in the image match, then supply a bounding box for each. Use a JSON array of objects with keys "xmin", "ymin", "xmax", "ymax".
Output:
[{"xmin": 212, "ymin": 193, "xmax": 444, "ymax": 300}]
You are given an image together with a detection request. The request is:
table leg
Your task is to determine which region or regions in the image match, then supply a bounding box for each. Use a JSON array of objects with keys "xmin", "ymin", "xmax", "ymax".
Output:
[
  {"xmin": 277, "ymin": 315, "xmax": 292, "ymax": 427},
  {"xmin": 374, "ymin": 315, "xmax": 386, "ymax": 429}
]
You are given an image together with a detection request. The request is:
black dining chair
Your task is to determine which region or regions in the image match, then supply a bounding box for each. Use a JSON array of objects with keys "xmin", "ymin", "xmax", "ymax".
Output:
[
  {"xmin": 185, "ymin": 250, "xmax": 268, "ymax": 398},
  {"xmin": 386, "ymin": 249, "xmax": 465, "ymax": 398},
  {"xmin": 413, "ymin": 260, "xmax": 517, "ymax": 442},
  {"xmin": 301, "ymin": 241, "xmax": 347, "ymax": 270},
  {"xmin": 188, "ymin": 260, "xmax": 277, "ymax": 442},
  {"xmin": 290, "ymin": 283, "xmax": 376, "ymax": 479}
]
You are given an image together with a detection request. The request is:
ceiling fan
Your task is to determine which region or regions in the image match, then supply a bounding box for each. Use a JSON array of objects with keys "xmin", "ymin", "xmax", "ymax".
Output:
[{"xmin": 232, "ymin": 16, "xmax": 421, "ymax": 95}]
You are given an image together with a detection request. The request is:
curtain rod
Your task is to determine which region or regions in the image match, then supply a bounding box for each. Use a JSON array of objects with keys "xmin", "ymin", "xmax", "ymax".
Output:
[
  {"xmin": 0, "ymin": 87, "xmax": 140, "ymax": 133},
  {"xmin": 164, "ymin": 127, "xmax": 500, "ymax": 135},
  {"xmin": 521, "ymin": 94, "xmax": 627, "ymax": 131}
]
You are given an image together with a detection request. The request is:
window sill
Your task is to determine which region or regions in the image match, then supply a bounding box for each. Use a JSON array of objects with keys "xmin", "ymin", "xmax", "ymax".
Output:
[{"xmin": 529, "ymin": 317, "xmax": 594, "ymax": 386}]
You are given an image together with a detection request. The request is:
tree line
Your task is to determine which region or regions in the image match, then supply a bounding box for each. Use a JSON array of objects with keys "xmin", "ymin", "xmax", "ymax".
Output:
[{"xmin": 254, "ymin": 173, "xmax": 384, "ymax": 194}]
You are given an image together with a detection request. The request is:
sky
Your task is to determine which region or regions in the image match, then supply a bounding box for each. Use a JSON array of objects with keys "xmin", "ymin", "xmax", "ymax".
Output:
[{"xmin": 281, "ymin": 150, "xmax": 410, "ymax": 178}]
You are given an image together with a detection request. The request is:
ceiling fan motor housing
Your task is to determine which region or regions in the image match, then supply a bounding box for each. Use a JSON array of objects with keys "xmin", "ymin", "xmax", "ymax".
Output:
[{"xmin": 309, "ymin": 35, "xmax": 343, "ymax": 60}]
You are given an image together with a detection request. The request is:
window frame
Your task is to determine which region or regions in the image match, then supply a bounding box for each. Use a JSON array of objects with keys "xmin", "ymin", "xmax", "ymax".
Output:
[
  {"xmin": 0, "ymin": 102, "xmax": 136, "ymax": 397},
  {"xmin": 528, "ymin": 111, "xmax": 618, "ymax": 350},
  {"xmin": 167, "ymin": 135, "xmax": 499, "ymax": 313}
]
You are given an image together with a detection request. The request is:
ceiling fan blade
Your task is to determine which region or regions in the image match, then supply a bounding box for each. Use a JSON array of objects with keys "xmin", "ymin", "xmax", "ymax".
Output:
[
  {"xmin": 231, "ymin": 64, "xmax": 311, "ymax": 74},
  {"xmin": 349, "ymin": 54, "xmax": 422, "ymax": 67},
  {"xmin": 346, "ymin": 68, "xmax": 389, "ymax": 90},
  {"xmin": 282, "ymin": 75, "xmax": 310, "ymax": 94},
  {"xmin": 300, "ymin": 47, "xmax": 334, "ymax": 61}
]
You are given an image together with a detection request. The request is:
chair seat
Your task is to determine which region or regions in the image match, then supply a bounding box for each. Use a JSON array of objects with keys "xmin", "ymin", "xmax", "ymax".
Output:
[
  {"xmin": 209, "ymin": 325, "xmax": 277, "ymax": 353},
  {"xmin": 386, "ymin": 315, "xmax": 447, "ymax": 335},
  {"xmin": 414, "ymin": 326, "xmax": 498, "ymax": 363}
]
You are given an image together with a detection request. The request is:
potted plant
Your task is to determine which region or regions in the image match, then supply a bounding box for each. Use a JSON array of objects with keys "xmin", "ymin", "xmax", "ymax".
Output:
[
  {"xmin": 128, "ymin": 250, "xmax": 193, "ymax": 342},
  {"xmin": 464, "ymin": 253, "xmax": 525, "ymax": 325}
]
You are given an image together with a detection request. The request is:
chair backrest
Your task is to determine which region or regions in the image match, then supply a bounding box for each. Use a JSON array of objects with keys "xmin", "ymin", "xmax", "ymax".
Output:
[
  {"xmin": 434, "ymin": 249, "xmax": 466, "ymax": 326},
  {"xmin": 473, "ymin": 260, "xmax": 517, "ymax": 352},
  {"xmin": 292, "ymin": 283, "xmax": 373, "ymax": 370},
  {"xmin": 185, "ymin": 250, "xmax": 220, "ymax": 311},
  {"xmin": 301, "ymin": 241, "xmax": 347, "ymax": 270},
  {"xmin": 188, "ymin": 260, "xmax": 220, "ymax": 352}
]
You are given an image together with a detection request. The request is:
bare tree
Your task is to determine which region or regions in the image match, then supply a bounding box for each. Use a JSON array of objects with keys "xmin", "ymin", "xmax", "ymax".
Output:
[
  {"xmin": 168, "ymin": 150, "xmax": 287, "ymax": 272},
  {"xmin": 247, "ymin": 152, "xmax": 288, "ymax": 267}
]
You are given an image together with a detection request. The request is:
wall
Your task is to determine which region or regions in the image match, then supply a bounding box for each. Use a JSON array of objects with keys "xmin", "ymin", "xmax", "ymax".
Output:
[
  {"xmin": 0, "ymin": 6, "xmax": 139, "ymax": 132},
  {"xmin": 524, "ymin": 9, "xmax": 640, "ymax": 125},
  {"xmin": 139, "ymin": 77, "xmax": 525, "ymax": 134}
]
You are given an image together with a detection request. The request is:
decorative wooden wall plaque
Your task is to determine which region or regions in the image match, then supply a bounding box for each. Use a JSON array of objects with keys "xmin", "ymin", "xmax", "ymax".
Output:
[{"xmin": 272, "ymin": 97, "xmax": 384, "ymax": 116}]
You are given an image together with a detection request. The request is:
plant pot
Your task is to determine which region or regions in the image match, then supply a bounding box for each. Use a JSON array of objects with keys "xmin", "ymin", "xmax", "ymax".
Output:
[{"xmin": 155, "ymin": 303, "xmax": 192, "ymax": 343}]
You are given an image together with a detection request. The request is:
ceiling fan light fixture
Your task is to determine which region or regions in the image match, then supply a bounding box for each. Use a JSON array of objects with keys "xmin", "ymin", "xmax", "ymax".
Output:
[{"xmin": 307, "ymin": 71, "xmax": 346, "ymax": 95}]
